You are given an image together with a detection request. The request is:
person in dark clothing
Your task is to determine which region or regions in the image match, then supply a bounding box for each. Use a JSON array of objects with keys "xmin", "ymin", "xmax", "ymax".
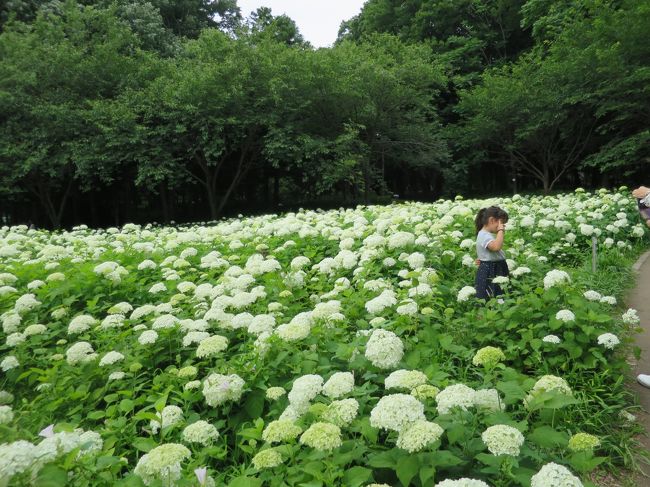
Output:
[{"xmin": 474, "ymin": 206, "xmax": 509, "ymax": 300}]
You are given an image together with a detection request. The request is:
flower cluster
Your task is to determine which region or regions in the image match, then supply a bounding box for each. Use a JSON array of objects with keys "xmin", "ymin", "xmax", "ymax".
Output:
[
  {"xmin": 597, "ymin": 333, "xmax": 620, "ymax": 349},
  {"xmin": 134, "ymin": 443, "xmax": 191, "ymax": 486},
  {"xmin": 568, "ymin": 432, "xmax": 600, "ymax": 452},
  {"xmin": 543, "ymin": 269, "xmax": 571, "ymax": 290},
  {"xmin": 322, "ymin": 372, "xmax": 354, "ymax": 398},
  {"xmin": 365, "ymin": 329, "xmax": 404, "ymax": 369},
  {"xmin": 471, "ymin": 346, "xmax": 505, "ymax": 368},
  {"xmin": 370, "ymin": 394, "xmax": 425, "ymax": 432},
  {"xmin": 396, "ymin": 420, "xmax": 444, "ymax": 453},
  {"xmin": 385, "ymin": 369, "xmax": 428, "ymax": 390},
  {"xmin": 202, "ymin": 374, "xmax": 245, "ymax": 407},
  {"xmin": 299, "ymin": 422, "xmax": 342, "ymax": 451},
  {"xmin": 481, "ymin": 424, "xmax": 525, "ymax": 456},
  {"xmin": 530, "ymin": 462, "xmax": 583, "ymax": 487},
  {"xmin": 436, "ymin": 384, "xmax": 475, "ymax": 415}
]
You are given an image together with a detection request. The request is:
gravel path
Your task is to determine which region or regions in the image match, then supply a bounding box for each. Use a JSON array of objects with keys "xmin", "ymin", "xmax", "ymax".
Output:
[{"xmin": 627, "ymin": 250, "xmax": 650, "ymax": 484}]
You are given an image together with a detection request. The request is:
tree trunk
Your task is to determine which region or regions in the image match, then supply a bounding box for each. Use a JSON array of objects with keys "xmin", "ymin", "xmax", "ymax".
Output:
[
  {"xmin": 362, "ymin": 158, "xmax": 370, "ymax": 204},
  {"xmin": 160, "ymin": 183, "xmax": 170, "ymax": 223},
  {"xmin": 273, "ymin": 175, "xmax": 280, "ymax": 207},
  {"xmin": 206, "ymin": 182, "xmax": 219, "ymax": 221}
]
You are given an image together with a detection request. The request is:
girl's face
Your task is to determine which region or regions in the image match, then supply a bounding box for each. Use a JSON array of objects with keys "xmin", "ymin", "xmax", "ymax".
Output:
[{"xmin": 486, "ymin": 216, "xmax": 501, "ymax": 232}]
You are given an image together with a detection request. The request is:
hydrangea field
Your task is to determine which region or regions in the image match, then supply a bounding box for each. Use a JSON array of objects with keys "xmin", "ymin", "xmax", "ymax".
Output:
[{"xmin": 0, "ymin": 188, "xmax": 647, "ymax": 487}]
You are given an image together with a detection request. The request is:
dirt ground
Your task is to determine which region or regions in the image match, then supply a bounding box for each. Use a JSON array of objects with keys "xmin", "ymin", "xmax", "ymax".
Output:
[{"xmin": 624, "ymin": 251, "xmax": 650, "ymax": 486}]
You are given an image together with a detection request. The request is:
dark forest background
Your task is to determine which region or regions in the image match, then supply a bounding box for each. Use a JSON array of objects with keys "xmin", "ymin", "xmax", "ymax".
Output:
[{"xmin": 1, "ymin": 0, "xmax": 648, "ymax": 228}]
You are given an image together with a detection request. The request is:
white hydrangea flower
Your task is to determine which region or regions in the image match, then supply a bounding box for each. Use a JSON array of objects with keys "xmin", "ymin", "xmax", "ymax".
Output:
[
  {"xmin": 150, "ymin": 405, "xmax": 184, "ymax": 434},
  {"xmin": 510, "ymin": 266, "xmax": 531, "ymax": 277},
  {"xmin": 597, "ymin": 333, "xmax": 620, "ymax": 349},
  {"xmin": 525, "ymin": 375, "xmax": 572, "ymax": 408},
  {"xmin": 436, "ymin": 384, "xmax": 475, "ymax": 415},
  {"xmin": 457, "ymin": 286, "xmax": 476, "ymax": 302},
  {"xmin": 0, "ymin": 405, "xmax": 14, "ymax": 424},
  {"xmin": 24, "ymin": 324, "xmax": 47, "ymax": 336},
  {"xmin": 321, "ymin": 398, "xmax": 359, "ymax": 427},
  {"xmin": 65, "ymin": 342, "xmax": 98, "ymax": 365},
  {"xmin": 370, "ymin": 394, "xmax": 425, "ymax": 432},
  {"xmin": 583, "ymin": 290, "xmax": 602, "ymax": 301},
  {"xmin": 181, "ymin": 421, "xmax": 219, "ymax": 445},
  {"xmin": 99, "ymin": 351, "xmax": 125, "ymax": 367},
  {"xmin": 14, "ymin": 293, "xmax": 41, "ymax": 314},
  {"xmin": 472, "ymin": 389, "xmax": 504, "ymax": 412},
  {"xmin": 2, "ymin": 312, "xmax": 21, "ymax": 334},
  {"xmin": 600, "ymin": 296, "xmax": 616, "ymax": 305},
  {"xmin": 138, "ymin": 330, "xmax": 158, "ymax": 345},
  {"xmin": 481, "ymin": 424, "xmax": 525, "ymax": 456},
  {"xmin": 435, "ymin": 480, "xmax": 490, "ymax": 487},
  {"xmin": 385, "ymin": 370, "xmax": 428, "ymax": 391},
  {"xmin": 262, "ymin": 420, "xmax": 302, "ymax": 443},
  {"xmin": 288, "ymin": 374, "xmax": 323, "ymax": 407},
  {"xmin": 265, "ymin": 387, "xmax": 286, "ymax": 401},
  {"xmin": 195, "ymin": 335, "xmax": 228, "ymax": 357},
  {"xmin": 396, "ymin": 420, "xmax": 444, "ymax": 453},
  {"xmin": 555, "ymin": 309, "xmax": 575, "ymax": 322},
  {"xmin": 0, "ymin": 439, "xmax": 36, "ymax": 481},
  {"xmin": 543, "ymin": 270, "xmax": 570, "ymax": 290},
  {"xmin": 322, "ymin": 372, "xmax": 354, "ymax": 399},
  {"xmin": 152, "ymin": 314, "xmax": 178, "ymax": 330},
  {"xmin": 134, "ymin": 443, "xmax": 191, "ymax": 486},
  {"xmin": 365, "ymin": 329, "xmax": 404, "ymax": 369},
  {"xmin": 6, "ymin": 332, "xmax": 25, "ymax": 347},
  {"xmin": 202, "ymin": 373, "xmax": 245, "ymax": 407},
  {"xmin": 182, "ymin": 331, "xmax": 210, "ymax": 347},
  {"xmin": 542, "ymin": 335, "xmax": 561, "ymax": 344},
  {"xmin": 365, "ymin": 290, "xmax": 397, "ymax": 315},
  {"xmin": 530, "ymin": 462, "xmax": 583, "ymax": 487},
  {"xmin": 109, "ymin": 371, "xmax": 126, "ymax": 381},
  {"xmin": 622, "ymin": 308, "xmax": 640, "ymax": 325}
]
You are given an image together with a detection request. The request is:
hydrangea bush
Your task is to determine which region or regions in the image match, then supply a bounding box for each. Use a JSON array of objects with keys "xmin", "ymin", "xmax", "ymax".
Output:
[{"xmin": 0, "ymin": 188, "xmax": 646, "ymax": 486}]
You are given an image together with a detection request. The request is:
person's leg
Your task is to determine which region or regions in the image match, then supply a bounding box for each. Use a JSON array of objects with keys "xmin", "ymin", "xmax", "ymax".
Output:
[{"xmin": 475, "ymin": 263, "xmax": 489, "ymax": 300}]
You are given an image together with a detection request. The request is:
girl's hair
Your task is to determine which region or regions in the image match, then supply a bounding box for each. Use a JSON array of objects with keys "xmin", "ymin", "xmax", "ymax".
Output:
[{"xmin": 475, "ymin": 206, "xmax": 509, "ymax": 234}]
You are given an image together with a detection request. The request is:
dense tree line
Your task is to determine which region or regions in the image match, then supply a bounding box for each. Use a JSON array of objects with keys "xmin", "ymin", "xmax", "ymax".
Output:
[{"xmin": 1, "ymin": 0, "xmax": 648, "ymax": 228}]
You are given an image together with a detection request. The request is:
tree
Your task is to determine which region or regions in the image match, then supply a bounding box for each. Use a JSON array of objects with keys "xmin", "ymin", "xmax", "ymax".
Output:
[
  {"xmin": 0, "ymin": 3, "xmax": 144, "ymax": 227},
  {"xmin": 243, "ymin": 6, "xmax": 307, "ymax": 46},
  {"xmin": 456, "ymin": 52, "xmax": 596, "ymax": 193},
  {"xmin": 107, "ymin": 31, "xmax": 284, "ymax": 220}
]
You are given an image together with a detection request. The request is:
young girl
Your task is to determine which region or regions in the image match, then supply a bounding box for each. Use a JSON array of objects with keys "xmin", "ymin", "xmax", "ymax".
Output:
[{"xmin": 474, "ymin": 206, "xmax": 509, "ymax": 300}]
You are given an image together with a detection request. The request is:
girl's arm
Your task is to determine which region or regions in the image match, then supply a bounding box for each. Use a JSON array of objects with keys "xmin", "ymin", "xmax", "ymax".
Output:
[{"xmin": 487, "ymin": 223, "xmax": 506, "ymax": 251}]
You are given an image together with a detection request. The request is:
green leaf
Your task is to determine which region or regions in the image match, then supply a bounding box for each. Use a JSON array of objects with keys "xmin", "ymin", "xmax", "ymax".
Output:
[
  {"xmin": 569, "ymin": 452, "xmax": 607, "ymax": 473},
  {"xmin": 419, "ymin": 466, "xmax": 436, "ymax": 485},
  {"xmin": 496, "ymin": 380, "xmax": 526, "ymax": 403},
  {"xmin": 87, "ymin": 410, "xmax": 105, "ymax": 420},
  {"xmin": 119, "ymin": 399, "xmax": 135, "ymax": 413},
  {"xmin": 396, "ymin": 455, "xmax": 419, "ymax": 487},
  {"xmin": 430, "ymin": 450, "xmax": 464, "ymax": 468},
  {"xmin": 96, "ymin": 455, "xmax": 123, "ymax": 469},
  {"xmin": 228, "ymin": 477, "xmax": 263, "ymax": 487},
  {"xmin": 113, "ymin": 473, "xmax": 146, "ymax": 486},
  {"xmin": 343, "ymin": 466, "xmax": 372, "ymax": 486},
  {"xmin": 528, "ymin": 426, "xmax": 568, "ymax": 448},
  {"xmin": 303, "ymin": 461, "xmax": 326, "ymax": 479},
  {"xmin": 34, "ymin": 465, "xmax": 68, "ymax": 487},
  {"xmin": 244, "ymin": 390, "xmax": 265, "ymax": 419},
  {"xmin": 367, "ymin": 450, "xmax": 397, "ymax": 469},
  {"xmin": 132, "ymin": 437, "xmax": 157, "ymax": 452},
  {"xmin": 358, "ymin": 417, "xmax": 378, "ymax": 444},
  {"xmin": 526, "ymin": 391, "xmax": 580, "ymax": 411}
]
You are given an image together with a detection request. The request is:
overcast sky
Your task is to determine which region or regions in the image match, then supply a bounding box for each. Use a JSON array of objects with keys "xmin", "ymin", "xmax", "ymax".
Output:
[{"xmin": 237, "ymin": 0, "xmax": 367, "ymax": 47}]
